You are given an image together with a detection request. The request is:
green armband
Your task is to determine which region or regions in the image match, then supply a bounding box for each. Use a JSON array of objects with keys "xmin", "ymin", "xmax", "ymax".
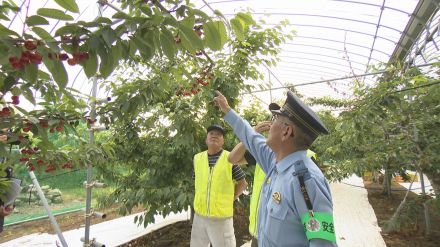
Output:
[{"xmin": 300, "ymin": 212, "xmax": 336, "ymax": 243}]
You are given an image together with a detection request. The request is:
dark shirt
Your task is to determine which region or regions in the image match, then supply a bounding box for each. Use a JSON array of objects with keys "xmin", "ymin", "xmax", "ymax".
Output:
[
  {"xmin": 193, "ymin": 150, "xmax": 246, "ymax": 181},
  {"xmin": 244, "ymin": 151, "xmax": 256, "ymax": 166}
]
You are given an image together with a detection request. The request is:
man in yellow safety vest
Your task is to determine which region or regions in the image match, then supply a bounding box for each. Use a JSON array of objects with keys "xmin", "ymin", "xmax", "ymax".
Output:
[{"xmin": 191, "ymin": 124, "xmax": 248, "ymax": 247}]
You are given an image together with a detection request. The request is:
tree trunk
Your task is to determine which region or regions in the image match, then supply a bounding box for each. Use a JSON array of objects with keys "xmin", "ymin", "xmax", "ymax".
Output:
[
  {"xmin": 382, "ymin": 166, "xmax": 391, "ymax": 197},
  {"xmin": 423, "ymin": 170, "xmax": 440, "ymax": 197}
]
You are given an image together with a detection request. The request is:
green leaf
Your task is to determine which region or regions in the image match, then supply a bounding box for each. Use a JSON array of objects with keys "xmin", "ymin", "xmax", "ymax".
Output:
[
  {"xmin": 236, "ymin": 12, "xmax": 256, "ymax": 26},
  {"xmin": 98, "ymin": 48, "xmax": 114, "ymax": 78},
  {"xmin": 54, "ymin": 0, "xmax": 79, "ymax": 13},
  {"xmin": 132, "ymin": 35, "xmax": 154, "ymax": 61},
  {"xmin": 112, "ymin": 12, "xmax": 131, "ymax": 20},
  {"xmin": 178, "ymin": 24, "xmax": 203, "ymax": 53},
  {"xmin": 203, "ymin": 21, "xmax": 227, "ymax": 51},
  {"xmin": 25, "ymin": 15, "xmax": 49, "ymax": 26},
  {"xmin": 94, "ymin": 17, "xmax": 112, "ymax": 24},
  {"xmin": 37, "ymin": 8, "xmax": 74, "ymax": 21},
  {"xmin": 81, "ymin": 51, "xmax": 98, "ymax": 78},
  {"xmin": 160, "ymin": 28, "xmax": 176, "ymax": 60},
  {"xmin": 43, "ymin": 58, "xmax": 68, "ymax": 89},
  {"xmin": 32, "ymin": 27, "xmax": 60, "ymax": 51},
  {"xmin": 0, "ymin": 13, "xmax": 9, "ymax": 21},
  {"xmin": 38, "ymin": 70, "xmax": 51, "ymax": 80},
  {"xmin": 0, "ymin": 23, "xmax": 19, "ymax": 37},
  {"xmin": 32, "ymin": 27, "xmax": 56, "ymax": 41},
  {"xmin": 23, "ymin": 63, "xmax": 38, "ymax": 83},
  {"xmin": 55, "ymin": 25, "xmax": 80, "ymax": 37},
  {"xmin": 100, "ymin": 27, "xmax": 118, "ymax": 47},
  {"xmin": 140, "ymin": 5, "xmax": 152, "ymax": 16},
  {"xmin": 1, "ymin": 75, "xmax": 16, "ymax": 93},
  {"xmin": 189, "ymin": 9, "xmax": 210, "ymax": 20},
  {"xmin": 230, "ymin": 18, "xmax": 245, "ymax": 41},
  {"xmin": 21, "ymin": 87, "xmax": 36, "ymax": 105}
]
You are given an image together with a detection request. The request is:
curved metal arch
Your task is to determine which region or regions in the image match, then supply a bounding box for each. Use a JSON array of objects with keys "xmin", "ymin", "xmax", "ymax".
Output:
[
  {"xmin": 278, "ymin": 55, "xmax": 365, "ymax": 72},
  {"xmin": 329, "ymin": 0, "xmax": 414, "ymax": 16},
  {"xmin": 273, "ymin": 66, "xmax": 354, "ymax": 80},
  {"xmin": 274, "ymin": 67, "xmax": 375, "ymax": 83},
  {"xmin": 223, "ymin": 12, "xmax": 405, "ymax": 36},
  {"xmin": 284, "ymin": 43, "xmax": 385, "ymax": 63},
  {"xmin": 264, "ymin": 23, "xmax": 402, "ymax": 49},
  {"xmin": 279, "ymin": 50, "xmax": 366, "ymax": 67},
  {"xmin": 364, "ymin": 0, "xmax": 386, "ymax": 73},
  {"xmin": 274, "ymin": 69, "xmax": 340, "ymax": 81},
  {"xmin": 293, "ymin": 35, "xmax": 390, "ymax": 56},
  {"xmin": 204, "ymin": 0, "xmax": 415, "ymax": 17},
  {"xmin": 279, "ymin": 60, "xmax": 356, "ymax": 74}
]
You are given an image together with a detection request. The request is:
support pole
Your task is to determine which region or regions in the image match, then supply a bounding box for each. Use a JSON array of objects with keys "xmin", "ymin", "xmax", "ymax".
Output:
[
  {"xmin": 29, "ymin": 170, "xmax": 68, "ymax": 247},
  {"xmin": 84, "ymin": 76, "xmax": 98, "ymax": 245},
  {"xmin": 420, "ymin": 171, "xmax": 431, "ymax": 235}
]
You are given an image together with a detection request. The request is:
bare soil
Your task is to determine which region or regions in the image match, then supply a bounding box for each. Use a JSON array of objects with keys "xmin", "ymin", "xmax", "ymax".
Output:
[
  {"xmin": 2, "ymin": 182, "xmax": 439, "ymax": 247},
  {"xmin": 0, "ymin": 205, "xmax": 144, "ymax": 243},
  {"xmin": 121, "ymin": 205, "xmax": 252, "ymax": 247},
  {"xmin": 364, "ymin": 180, "xmax": 439, "ymax": 247}
]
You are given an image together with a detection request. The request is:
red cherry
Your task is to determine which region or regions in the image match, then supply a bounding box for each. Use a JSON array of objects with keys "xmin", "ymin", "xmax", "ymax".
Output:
[
  {"xmin": 67, "ymin": 58, "xmax": 77, "ymax": 65},
  {"xmin": 23, "ymin": 127, "xmax": 30, "ymax": 132},
  {"xmin": 56, "ymin": 126, "xmax": 63, "ymax": 132},
  {"xmin": 19, "ymin": 157, "xmax": 29, "ymax": 162},
  {"xmin": 12, "ymin": 62, "xmax": 23, "ymax": 70},
  {"xmin": 30, "ymin": 53, "xmax": 42, "ymax": 64},
  {"xmin": 58, "ymin": 53, "xmax": 69, "ymax": 61},
  {"xmin": 28, "ymin": 165, "xmax": 35, "ymax": 171},
  {"xmin": 2, "ymin": 107, "xmax": 10, "ymax": 114},
  {"xmin": 9, "ymin": 56, "xmax": 19, "ymax": 64},
  {"xmin": 21, "ymin": 149, "xmax": 27, "ymax": 154},
  {"xmin": 37, "ymin": 159, "xmax": 44, "ymax": 165},
  {"xmin": 24, "ymin": 40, "xmax": 37, "ymax": 50}
]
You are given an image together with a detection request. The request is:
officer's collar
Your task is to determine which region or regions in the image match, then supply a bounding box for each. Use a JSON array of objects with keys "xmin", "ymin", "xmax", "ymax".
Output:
[{"xmin": 275, "ymin": 150, "xmax": 308, "ymax": 173}]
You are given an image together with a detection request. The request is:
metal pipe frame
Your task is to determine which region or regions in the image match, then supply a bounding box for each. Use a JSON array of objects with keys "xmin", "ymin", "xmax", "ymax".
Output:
[
  {"xmin": 365, "ymin": 0, "xmax": 387, "ymax": 73},
  {"xmin": 272, "ymin": 66, "xmax": 343, "ymax": 79},
  {"xmin": 279, "ymin": 49, "xmax": 366, "ymax": 67},
  {"xmin": 223, "ymin": 12, "xmax": 406, "ymax": 36},
  {"xmin": 278, "ymin": 55, "xmax": 365, "ymax": 72},
  {"xmin": 290, "ymin": 36, "xmax": 390, "ymax": 56},
  {"xmin": 283, "ymin": 43, "xmax": 385, "ymax": 63},
  {"xmin": 243, "ymin": 62, "xmax": 437, "ymax": 94}
]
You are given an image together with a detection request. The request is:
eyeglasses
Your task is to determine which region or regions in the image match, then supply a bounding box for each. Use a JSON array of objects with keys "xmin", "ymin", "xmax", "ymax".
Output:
[
  {"xmin": 271, "ymin": 113, "xmax": 289, "ymax": 125},
  {"xmin": 271, "ymin": 113, "xmax": 295, "ymax": 137}
]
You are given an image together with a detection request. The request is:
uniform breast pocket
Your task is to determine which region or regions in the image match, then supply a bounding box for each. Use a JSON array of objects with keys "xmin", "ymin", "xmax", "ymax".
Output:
[
  {"xmin": 267, "ymin": 199, "xmax": 288, "ymax": 220},
  {"xmin": 265, "ymin": 200, "xmax": 289, "ymax": 242}
]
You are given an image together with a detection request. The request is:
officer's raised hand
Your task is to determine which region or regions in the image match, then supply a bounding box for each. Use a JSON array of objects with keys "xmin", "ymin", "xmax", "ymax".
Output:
[
  {"xmin": 253, "ymin": 121, "xmax": 271, "ymax": 133},
  {"xmin": 213, "ymin": 91, "xmax": 231, "ymax": 114}
]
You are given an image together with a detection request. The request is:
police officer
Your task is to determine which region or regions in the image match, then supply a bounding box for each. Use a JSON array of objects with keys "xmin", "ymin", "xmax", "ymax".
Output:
[
  {"xmin": 214, "ymin": 91, "xmax": 337, "ymax": 246},
  {"xmin": 190, "ymin": 125, "xmax": 247, "ymax": 247}
]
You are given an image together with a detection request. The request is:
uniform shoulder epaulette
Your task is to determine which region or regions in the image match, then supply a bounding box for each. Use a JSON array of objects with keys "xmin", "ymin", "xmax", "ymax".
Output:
[{"xmin": 292, "ymin": 160, "xmax": 311, "ymax": 181}]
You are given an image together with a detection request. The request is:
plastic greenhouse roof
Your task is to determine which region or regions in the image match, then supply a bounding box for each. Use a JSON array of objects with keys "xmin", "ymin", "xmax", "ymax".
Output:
[{"xmin": 4, "ymin": 0, "xmax": 440, "ymax": 109}]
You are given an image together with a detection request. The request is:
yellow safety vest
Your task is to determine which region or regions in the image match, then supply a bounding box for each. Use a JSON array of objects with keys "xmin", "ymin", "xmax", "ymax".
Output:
[
  {"xmin": 193, "ymin": 150, "xmax": 235, "ymax": 217},
  {"xmin": 249, "ymin": 150, "xmax": 317, "ymax": 237}
]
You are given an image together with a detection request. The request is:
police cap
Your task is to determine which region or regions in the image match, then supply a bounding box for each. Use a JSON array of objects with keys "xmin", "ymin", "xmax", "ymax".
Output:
[{"xmin": 270, "ymin": 91, "xmax": 329, "ymax": 138}]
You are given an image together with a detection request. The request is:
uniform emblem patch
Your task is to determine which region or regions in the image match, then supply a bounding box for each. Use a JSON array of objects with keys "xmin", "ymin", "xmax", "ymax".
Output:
[
  {"xmin": 306, "ymin": 218, "xmax": 321, "ymax": 232},
  {"xmin": 272, "ymin": 191, "xmax": 281, "ymax": 204}
]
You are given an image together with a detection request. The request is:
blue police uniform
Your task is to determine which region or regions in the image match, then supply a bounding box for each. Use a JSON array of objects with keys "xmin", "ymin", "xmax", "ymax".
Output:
[{"xmin": 224, "ymin": 109, "xmax": 337, "ymax": 247}]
